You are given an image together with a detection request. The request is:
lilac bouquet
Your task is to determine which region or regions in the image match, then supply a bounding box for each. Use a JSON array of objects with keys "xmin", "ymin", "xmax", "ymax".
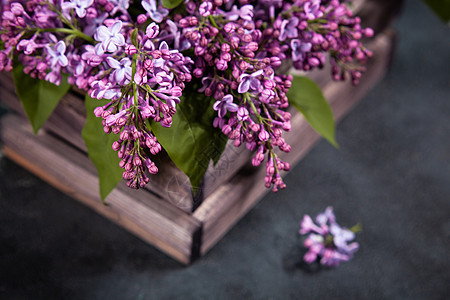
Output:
[
  {"xmin": 0, "ymin": 0, "xmax": 373, "ymax": 199},
  {"xmin": 300, "ymin": 207, "xmax": 360, "ymax": 267}
]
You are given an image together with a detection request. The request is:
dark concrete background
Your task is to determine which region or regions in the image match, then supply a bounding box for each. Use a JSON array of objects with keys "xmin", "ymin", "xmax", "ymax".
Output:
[{"xmin": 1, "ymin": 0, "xmax": 449, "ymax": 299}]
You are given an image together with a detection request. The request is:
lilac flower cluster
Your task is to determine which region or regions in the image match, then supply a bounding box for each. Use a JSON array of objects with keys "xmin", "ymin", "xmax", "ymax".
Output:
[
  {"xmin": 0, "ymin": 0, "xmax": 192, "ymax": 188},
  {"xmin": 0, "ymin": 0, "xmax": 373, "ymax": 192},
  {"xmin": 172, "ymin": 0, "xmax": 372, "ymax": 191},
  {"xmin": 300, "ymin": 207, "xmax": 359, "ymax": 267},
  {"xmin": 84, "ymin": 17, "xmax": 192, "ymax": 189}
]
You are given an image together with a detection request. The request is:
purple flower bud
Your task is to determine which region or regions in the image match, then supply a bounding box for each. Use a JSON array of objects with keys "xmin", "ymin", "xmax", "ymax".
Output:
[
  {"xmin": 36, "ymin": 62, "xmax": 47, "ymax": 73},
  {"xmin": 94, "ymin": 107, "xmax": 104, "ymax": 117},
  {"xmin": 150, "ymin": 143, "xmax": 161, "ymax": 155},
  {"xmin": 134, "ymin": 156, "xmax": 142, "ymax": 166},
  {"xmin": 171, "ymin": 86, "xmax": 182, "ymax": 97},
  {"xmin": 221, "ymin": 52, "xmax": 231, "ymax": 62},
  {"xmin": 137, "ymin": 14, "xmax": 148, "ymax": 24},
  {"xmin": 112, "ymin": 141, "xmax": 122, "ymax": 151},
  {"xmin": 364, "ymin": 28, "xmax": 374, "ymax": 37},
  {"xmin": 149, "ymin": 164, "xmax": 158, "ymax": 174},
  {"xmin": 308, "ymin": 57, "xmax": 320, "ymax": 67},
  {"xmin": 222, "ymin": 124, "xmax": 232, "ymax": 135},
  {"xmin": 199, "ymin": 1, "xmax": 213, "ymax": 17},
  {"xmin": 216, "ymin": 59, "xmax": 228, "ymax": 71},
  {"xmin": 263, "ymin": 80, "xmax": 276, "ymax": 90},
  {"xmin": 258, "ymin": 129, "xmax": 270, "ymax": 141},
  {"xmin": 125, "ymin": 44, "xmax": 137, "ymax": 55},
  {"xmin": 10, "ymin": 2, "xmax": 24, "ymax": 15},
  {"xmin": 237, "ymin": 107, "xmax": 249, "ymax": 121},
  {"xmin": 88, "ymin": 55, "xmax": 103, "ymax": 67},
  {"xmin": 221, "ymin": 23, "xmax": 233, "ymax": 34},
  {"xmin": 146, "ymin": 22, "xmax": 159, "ymax": 38}
]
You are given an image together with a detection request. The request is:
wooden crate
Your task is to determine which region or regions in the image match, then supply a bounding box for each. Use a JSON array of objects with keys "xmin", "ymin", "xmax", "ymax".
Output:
[{"xmin": 0, "ymin": 1, "xmax": 398, "ymax": 264}]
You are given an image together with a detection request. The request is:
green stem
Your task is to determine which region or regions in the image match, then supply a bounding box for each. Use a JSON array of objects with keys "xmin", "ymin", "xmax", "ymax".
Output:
[
  {"xmin": 38, "ymin": 28, "xmax": 94, "ymax": 43},
  {"xmin": 131, "ymin": 53, "xmax": 138, "ymax": 106},
  {"xmin": 349, "ymin": 223, "xmax": 362, "ymax": 233},
  {"xmin": 208, "ymin": 15, "xmax": 219, "ymax": 29},
  {"xmin": 244, "ymin": 93, "xmax": 264, "ymax": 123}
]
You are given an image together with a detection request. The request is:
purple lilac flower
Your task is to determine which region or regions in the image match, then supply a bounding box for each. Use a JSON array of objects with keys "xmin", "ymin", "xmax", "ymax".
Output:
[
  {"xmin": 106, "ymin": 57, "xmax": 132, "ymax": 83},
  {"xmin": 224, "ymin": 5, "xmax": 254, "ymax": 21},
  {"xmin": 17, "ymin": 38, "xmax": 40, "ymax": 55},
  {"xmin": 213, "ymin": 94, "xmax": 239, "ymax": 118},
  {"xmin": 46, "ymin": 41, "xmax": 68, "ymax": 67},
  {"xmin": 238, "ymin": 70, "xmax": 264, "ymax": 94},
  {"xmin": 299, "ymin": 207, "xmax": 360, "ymax": 267},
  {"xmin": 279, "ymin": 18, "xmax": 299, "ymax": 41},
  {"xmin": 109, "ymin": 0, "xmax": 130, "ymax": 15},
  {"xmin": 61, "ymin": 0, "xmax": 94, "ymax": 18},
  {"xmin": 142, "ymin": 0, "xmax": 168, "ymax": 23},
  {"xmin": 304, "ymin": 0, "xmax": 323, "ymax": 20},
  {"xmin": 94, "ymin": 21, "xmax": 125, "ymax": 55}
]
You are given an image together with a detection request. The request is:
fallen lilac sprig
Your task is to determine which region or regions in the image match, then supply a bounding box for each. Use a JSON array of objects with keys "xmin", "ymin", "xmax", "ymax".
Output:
[{"xmin": 299, "ymin": 207, "xmax": 361, "ymax": 267}]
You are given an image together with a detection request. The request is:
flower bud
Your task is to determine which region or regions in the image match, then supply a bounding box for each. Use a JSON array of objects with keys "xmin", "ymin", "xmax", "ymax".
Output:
[
  {"xmin": 125, "ymin": 44, "xmax": 137, "ymax": 56},
  {"xmin": 134, "ymin": 156, "xmax": 142, "ymax": 166},
  {"xmin": 216, "ymin": 59, "xmax": 228, "ymax": 71},
  {"xmin": 237, "ymin": 107, "xmax": 249, "ymax": 121},
  {"xmin": 258, "ymin": 130, "xmax": 270, "ymax": 142},
  {"xmin": 146, "ymin": 22, "xmax": 159, "ymax": 38},
  {"xmin": 137, "ymin": 14, "xmax": 148, "ymax": 24}
]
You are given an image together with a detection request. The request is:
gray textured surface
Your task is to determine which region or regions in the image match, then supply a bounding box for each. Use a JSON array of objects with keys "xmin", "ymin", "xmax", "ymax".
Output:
[{"xmin": 0, "ymin": 0, "xmax": 449, "ymax": 299}]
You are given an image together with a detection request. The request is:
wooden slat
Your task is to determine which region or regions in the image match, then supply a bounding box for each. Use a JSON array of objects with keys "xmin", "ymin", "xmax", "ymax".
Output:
[
  {"xmin": 195, "ymin": 31, "xmax": 395, "ymax": 255},
  {"xmin": 0, "ymin": 115, "xmax": 201, "ymax": 264}
]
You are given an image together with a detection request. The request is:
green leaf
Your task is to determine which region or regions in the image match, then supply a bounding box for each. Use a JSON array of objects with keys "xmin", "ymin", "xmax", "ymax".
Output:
[
  {"xmin": 152, "ymin": 83, "xmax": 227, "ymax": 194},
  {"xmin": 12, "ymin": 64, "xmax": 71, "ymax": 134},
  {"xmin": 287, "ymin": 75, "xmax": 338, "ymax": 147},
  {"xmin": 130, "ymin": 28, "xmax": 138, "ymax": 48},
  {"xmin": 423, "ymin": 0, "xmax": 450, "ymax": 22},
  {"xmin": 161, "ymin": 0, "xmax": 183, "ymax": 9},
  {"xmin": 82, "ymin": 95, "xmax": 123, "ymax": 201}
]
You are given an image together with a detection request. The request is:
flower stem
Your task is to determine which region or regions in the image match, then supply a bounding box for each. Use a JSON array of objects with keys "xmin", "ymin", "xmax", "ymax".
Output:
[
  {"xmin": 132, "ymin": 53, "xmax": 138, "ymax": 106},
  {"xmin": 38, "ymin": 27, "xmax": 94, "ymax": 43}
]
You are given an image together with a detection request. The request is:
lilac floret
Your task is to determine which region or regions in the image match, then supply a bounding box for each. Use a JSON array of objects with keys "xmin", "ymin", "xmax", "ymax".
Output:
[
  {"xmin": 213, "ymin": 94, "xmax": 239, "ymax": 118},
  {"xmin": 238, "ymin": 70, "xmax": 264, "ymax": 94},
  {"xmin": 61, "ymin": 0, "xmax": 94, "ymax": 18},
  {"xmin": 291, "ymin": 39, "xmax": 312, "ymax": 62},
  {"xmin": 94, "ymin": 21, "xmax": 125, "ymax": 55},
  {"xmin": 106, "ymin": 57, "xmax": 132, "ymax": 83},
  {"xmin": 46, "ymin": 41, "xmax": 68, "ymax": 67},
  {"xmin": 279, "ymin": 18, "xmax": 299, "ymax": 41},
  {"xmin": 142, "ymin": 0, "xmax": 168, "ymax": 23}
]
